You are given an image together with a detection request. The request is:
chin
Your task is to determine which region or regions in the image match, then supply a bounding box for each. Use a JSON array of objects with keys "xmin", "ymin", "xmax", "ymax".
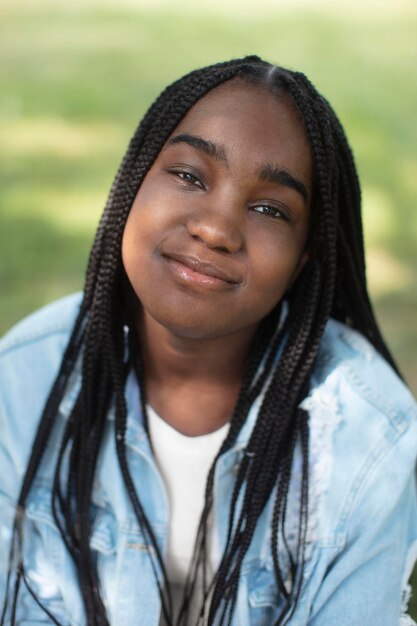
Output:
[
  {"xmin": 158, "ymin": 315, "xmax": 226, "ymax": 340},
  {"xmin": 145, "ymin": 304, "xmax": 242, "ymax": 341}
]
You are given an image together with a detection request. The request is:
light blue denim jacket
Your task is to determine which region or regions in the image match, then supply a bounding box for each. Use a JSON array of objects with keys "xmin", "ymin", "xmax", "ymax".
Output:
[{"xmin": 1, "ymin": 293, "xmax": 417, "ymax": 626}]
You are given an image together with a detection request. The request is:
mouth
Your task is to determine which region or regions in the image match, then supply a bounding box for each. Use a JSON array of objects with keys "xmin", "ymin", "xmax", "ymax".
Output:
[{"xmin": 162, "ymin": 252, "xmax": 240, "ymax": 289}]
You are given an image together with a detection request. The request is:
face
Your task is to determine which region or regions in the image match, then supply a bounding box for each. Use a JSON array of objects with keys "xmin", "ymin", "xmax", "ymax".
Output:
[{"xmin": 122, "ymin": 80, "xmax": 312, "ymax": 340}]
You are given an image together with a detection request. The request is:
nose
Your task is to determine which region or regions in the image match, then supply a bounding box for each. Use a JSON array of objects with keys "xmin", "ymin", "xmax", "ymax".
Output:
[{"xmin": 185, "ymin": 204, "xmax": 243, "ymax": 254}]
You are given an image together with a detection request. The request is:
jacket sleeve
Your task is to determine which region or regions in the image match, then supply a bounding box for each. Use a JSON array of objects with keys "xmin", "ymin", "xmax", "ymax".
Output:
[
  {"xmin": 307, "ymin": 420, "xmax": 417, "ymax": 626},
  {"xmin": 0, "ymin": 385, "xmax": 68, "ymax": 625}
]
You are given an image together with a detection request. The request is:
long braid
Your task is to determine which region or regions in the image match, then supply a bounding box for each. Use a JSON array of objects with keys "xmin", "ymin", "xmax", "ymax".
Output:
[{"xmin": 2, "ymin": 56, "xmax": 399, "ymax": 626}]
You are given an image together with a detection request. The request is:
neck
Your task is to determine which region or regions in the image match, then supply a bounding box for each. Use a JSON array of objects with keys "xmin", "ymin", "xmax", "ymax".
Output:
[{"xmin": 137, "ymin": 310, "xmax": 257, "ymax": 436}]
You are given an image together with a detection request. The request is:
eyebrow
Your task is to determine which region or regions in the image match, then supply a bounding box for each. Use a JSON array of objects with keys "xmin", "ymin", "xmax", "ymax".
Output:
[
  {"xmin": 258, "ymin": 164, "xmax": 309, "ymax": 204},
  {"xmin": 166, "ymin": 133, "xmax": 309, "ymax": 204},
  {"xmin": 167, "ymin": 133, "xmax": 228, "ymax": 166}
]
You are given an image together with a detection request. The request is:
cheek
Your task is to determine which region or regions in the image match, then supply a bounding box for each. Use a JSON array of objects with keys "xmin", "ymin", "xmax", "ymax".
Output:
[
  {"xmin": 121, "ymin": 211, "xmax": 141, "ymax": 271},
  {"xmin": 248, "ymin": 235, "xmax": 306, "ymax": 302},
  {"xmin": 122, "ymin": 180, "xmax": 185, "ymax": 255},
  {"xmin": 121, "ymin": 205, "xmax": 153, "ymax": 290},
  {"xmin": 121, "ymin": 191, "xmax": 164, "ymax": 264}
]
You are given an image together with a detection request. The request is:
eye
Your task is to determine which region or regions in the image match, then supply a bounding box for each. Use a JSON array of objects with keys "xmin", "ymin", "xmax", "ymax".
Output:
[
  {"xmin": 169, "ymin": 168, "xmax": 205, "ymax": 189},
  {"xmin": 251, "ymin": 203, "xmax": 290, "ymax": 221}
]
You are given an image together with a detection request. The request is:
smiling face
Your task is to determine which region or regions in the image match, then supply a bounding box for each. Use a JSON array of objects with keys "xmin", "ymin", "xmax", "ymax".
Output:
[{"xmin": 122, "ymin": 80, "xmax": 313, "ymax": 340}]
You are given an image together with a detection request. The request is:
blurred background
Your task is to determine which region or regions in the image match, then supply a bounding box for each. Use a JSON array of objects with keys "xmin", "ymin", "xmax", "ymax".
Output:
[{"xmin": 1, "ymin": 0, "xmax": 416, "ymax": 614}]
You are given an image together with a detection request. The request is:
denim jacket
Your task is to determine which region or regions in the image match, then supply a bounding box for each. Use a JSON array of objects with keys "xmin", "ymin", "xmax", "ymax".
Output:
[{"xmin": 1, "ymin": 293, "xmax": 417, "ymax": 626}]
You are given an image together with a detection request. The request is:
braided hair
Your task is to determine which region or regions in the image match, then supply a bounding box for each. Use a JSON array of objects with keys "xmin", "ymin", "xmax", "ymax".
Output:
[{"xmin": 1, "ymin": 56, "xmax": 398, "ymax": 626}]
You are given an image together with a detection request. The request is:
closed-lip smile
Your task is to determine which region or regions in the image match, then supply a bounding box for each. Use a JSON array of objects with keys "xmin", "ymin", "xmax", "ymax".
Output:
[{"xmin": 163, "ymin": 252, "xmax": 241, "ymax": 286}]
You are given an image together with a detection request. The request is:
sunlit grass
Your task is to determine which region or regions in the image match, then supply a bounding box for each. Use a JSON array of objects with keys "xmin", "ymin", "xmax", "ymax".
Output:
[
  {"xmin": 0, "ymin": 118, "xmax": 125, "ymax": 158},
  {"xmin": 366, "ymin": 248, "xmax": 414, "ymax": 297}
]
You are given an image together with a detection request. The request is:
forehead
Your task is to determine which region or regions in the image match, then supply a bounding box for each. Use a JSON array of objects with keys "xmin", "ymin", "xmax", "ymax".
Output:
[{"xmin": 170, "ymin": 80, "xmax": 312, "ymax": 185}]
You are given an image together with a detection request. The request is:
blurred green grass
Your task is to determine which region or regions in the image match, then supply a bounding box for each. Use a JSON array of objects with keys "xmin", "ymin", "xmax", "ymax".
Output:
[{"xmin": 1, "ymin": 0, "xmax": 417, "ymax": 615}]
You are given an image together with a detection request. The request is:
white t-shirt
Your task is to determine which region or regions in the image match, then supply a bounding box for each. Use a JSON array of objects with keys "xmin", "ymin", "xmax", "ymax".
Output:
[{"xmin": 147, "ymin": 405, "xmax": 229, "ymax": 624}]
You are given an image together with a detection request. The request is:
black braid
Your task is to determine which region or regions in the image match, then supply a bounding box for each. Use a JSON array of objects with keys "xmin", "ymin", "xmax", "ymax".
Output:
[{"xmin": 1, "ymin": 56, "xmax": 399, "ymax": 626}]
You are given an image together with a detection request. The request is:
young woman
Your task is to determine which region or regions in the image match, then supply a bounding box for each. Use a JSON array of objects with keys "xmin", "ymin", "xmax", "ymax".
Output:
[{"xmin": 0, "ymin": 56, "xmax": 416, "ymax": 626}]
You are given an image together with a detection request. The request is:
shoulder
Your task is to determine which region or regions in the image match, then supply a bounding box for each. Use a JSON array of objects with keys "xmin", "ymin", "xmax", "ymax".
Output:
[
  {"xmin": 0, "ymin": 292, "xmax": 83, "ymax": 358},
  {"xmin": 304, "ymin": 319, "xmax": 417, "ymax": 544},
  {"xmin": 309, "ymin": 318, "xmax": 417, "ymax": 438},
  {"xmin": 0, "ymin": 292, "xmax": 82, "ymax": 414},
  {"xmin": 0, "ymin": 293, "xmax": 83, "ymax": 484},
  {"xmin": 314, "ymin": 318, "xmax": 416, "ymax": 421}
]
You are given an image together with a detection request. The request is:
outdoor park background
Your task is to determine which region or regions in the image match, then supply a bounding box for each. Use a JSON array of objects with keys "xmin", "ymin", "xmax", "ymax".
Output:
[{"xmin": 1, "ymin": 0, "xmax": 416, "ymax": 616}]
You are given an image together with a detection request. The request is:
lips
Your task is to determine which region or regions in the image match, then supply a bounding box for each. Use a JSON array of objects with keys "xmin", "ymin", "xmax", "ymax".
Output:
[{"xmin": 162, "ymin": 251, "xmax": 241, "ymax": 286}]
